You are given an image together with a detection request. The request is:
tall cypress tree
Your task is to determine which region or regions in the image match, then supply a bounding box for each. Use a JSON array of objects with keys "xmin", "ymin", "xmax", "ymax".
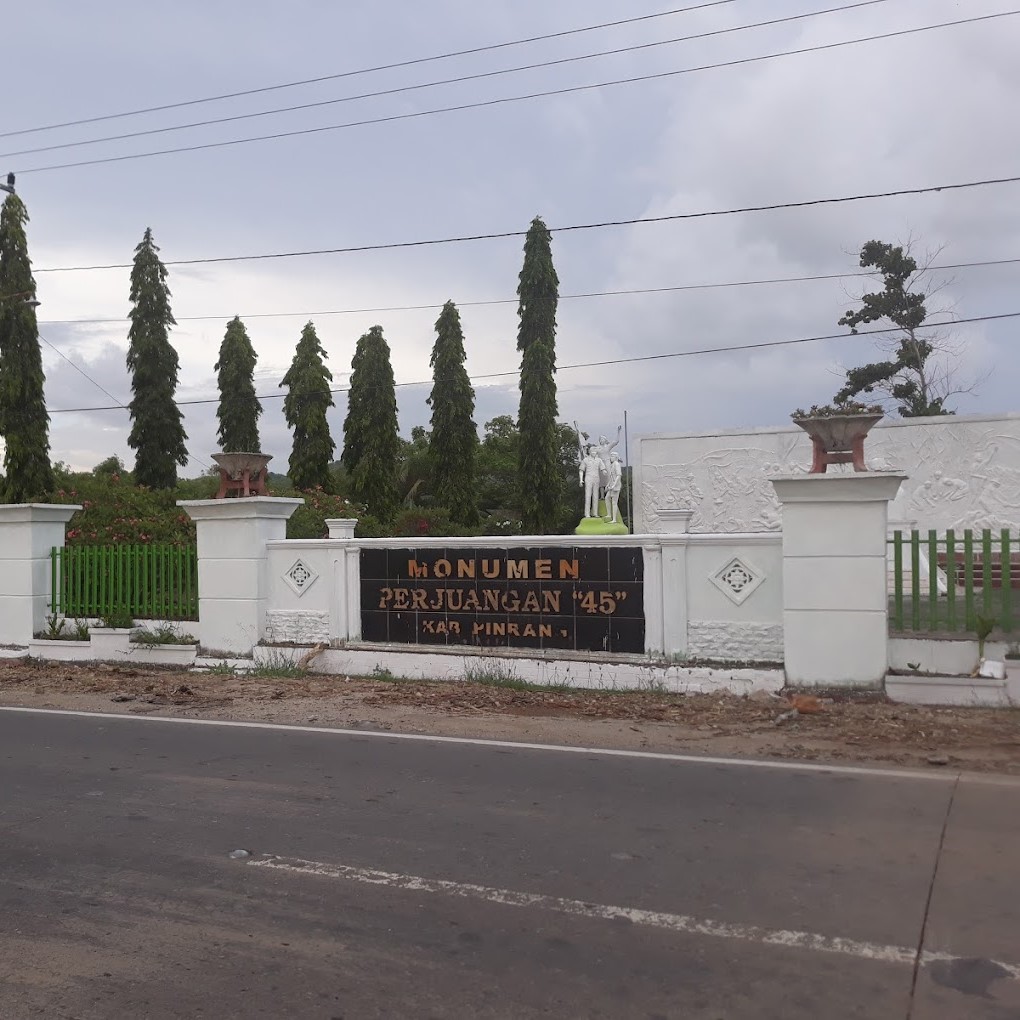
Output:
[
  {"xmin": 427, "ymin": 300, "xmax": 478, "ymax": 524},
  {"xmin": 126, "ymin": 227, "xmax": 188, "ymax": 489},
  {"xmin": 0, "ymin": 192, "xmax": 53, "ymax": 502},
  {"xmin": 342, "ymin": 325, "xmax": 400, "ymax": 519},
  {"xmin": 516, "ymin": 216, "xmax": 560, "ymax": 533},
  {"xmin": 215, "ymin": 316, "xmax": 262, "ymax": 452},
  {"xmin": 281, "ymin": 321, "xmax": 335, "ymax": 490}
]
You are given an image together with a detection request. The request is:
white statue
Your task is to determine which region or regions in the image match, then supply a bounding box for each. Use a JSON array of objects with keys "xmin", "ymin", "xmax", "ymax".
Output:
[
  {"xmin": 574, "ymin": 421, "xmax": 623, "ymax": 499},
  {"xmin": 579, "ymin": 445, "xmax": 602, "ymax": 518},
  {"xmin": 604, "ymin": 451, "xmax": 623, "ymax": 524}
]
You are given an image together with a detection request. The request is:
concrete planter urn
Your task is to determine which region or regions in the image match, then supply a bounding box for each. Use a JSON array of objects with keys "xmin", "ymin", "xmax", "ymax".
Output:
[
  {"xmin": 791, "ymin": 407, "xmax": 883, "ymax": 473},
  {"xmin": 211, "ymin": 451, "xmax": 273, "ymax": 498}
]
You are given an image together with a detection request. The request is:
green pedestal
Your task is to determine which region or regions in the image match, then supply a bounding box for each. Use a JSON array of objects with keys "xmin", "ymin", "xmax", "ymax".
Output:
[{"xmin": 574, "ymin": 500, "xmax": 629, "ymax": 536}]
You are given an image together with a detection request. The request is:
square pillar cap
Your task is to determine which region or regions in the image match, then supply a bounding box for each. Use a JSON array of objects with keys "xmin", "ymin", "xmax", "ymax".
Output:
[
  {"xmin": 178, "ymin": 496, "xmax": 303, "ymax": 522},
  {"xmin": 0, "ymin": 502, "xmax": 82, "ymax": 523},
  {"xmin": 770, "ymin": 472, "xmax": 907, "ymax": 504}
]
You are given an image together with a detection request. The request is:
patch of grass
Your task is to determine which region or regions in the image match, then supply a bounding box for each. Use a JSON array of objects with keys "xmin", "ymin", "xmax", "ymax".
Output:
[
  {"xmin": 131, "ymin": 623, "xmax": 196, "ymax": 646},
  {"xmin": 371, "ymin": 664, "xmax": 396, "ymax": 681},
  {"xmin": 250, "ymin": 647, "xmax": 308, "ymax": 679},
  {"xmin": 462, "ymin": 662, "xmax": 572, "ymax": 693},
  {"xmin": 35, "ymin": 615, "xmax": 91, "ymax": 641},
  {"xmin": 204, "ymin": 660, "xmax": 239, "ymax": 675}
]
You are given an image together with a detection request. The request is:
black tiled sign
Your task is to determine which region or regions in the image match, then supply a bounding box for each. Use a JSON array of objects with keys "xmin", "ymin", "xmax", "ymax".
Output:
[{"xmin": 360, "ymin": 546, "xmax": 644, "ymax": 653}]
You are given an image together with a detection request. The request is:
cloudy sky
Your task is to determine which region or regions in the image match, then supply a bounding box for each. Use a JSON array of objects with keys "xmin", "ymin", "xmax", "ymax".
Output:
[{"xmin": 5, "ymin": 0, "xmax": 1019, "ymax": 474}]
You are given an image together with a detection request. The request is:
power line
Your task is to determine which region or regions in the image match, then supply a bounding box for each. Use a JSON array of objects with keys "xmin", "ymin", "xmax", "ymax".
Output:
[
  {"xmin": 0, "ymin": 0, "xmax": 743, "ymax": 141},
  {"xmin": 37, "ymin": 330, "xmax": 213, "ymax": 470},
  {"xmin": 35, "ymin": 256, "xmax": 1020, "ymax": 327},
  {"xmin": 33, "ymin": 173, "xmax": 1020, "ymax": 274},
  {"xmin": 16, "ymin": 10, "xmax": 1018, "ymax": 176},
  {"xmin": 0, "ymin": 1, "xmax": 889, "ymax": 160},
  {"xmin": 43, "ymin": 310, "xmax": 1020, "ymax": 416}
]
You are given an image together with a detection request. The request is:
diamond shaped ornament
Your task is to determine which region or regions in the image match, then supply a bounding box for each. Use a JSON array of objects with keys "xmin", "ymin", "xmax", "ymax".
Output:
[
  {"xmin": 283, "ymin": 558, "xmax": 318, "ymax": 597},
  {"xmin": 709, "ymin": 556, "xmax": 764, "ymax": 606}
]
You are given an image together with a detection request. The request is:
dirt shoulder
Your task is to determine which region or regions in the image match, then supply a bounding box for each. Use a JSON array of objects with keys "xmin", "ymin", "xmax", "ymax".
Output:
[{"xmin": 0, "ymin": 658, "xmax": 1017, "ymax": 774}]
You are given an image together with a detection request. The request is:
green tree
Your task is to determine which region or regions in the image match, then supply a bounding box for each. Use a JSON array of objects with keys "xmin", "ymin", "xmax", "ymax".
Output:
[
  {"xmin": 215, "ymin": 316, "xmax": 262, "ymax": 452},
  {"xmin": 281, "ymin": 321, "xmax": 335, "ymax": 490},
  {"xmin": 342, "ymin": 325, "xmax": 400, "ymax": 519},
  {"xmin": 427, "ymin": 300, "xmax": 478, "ymax": 524},
  {"xmin": 0, "ymin": 192, "xmax": 53, "ymax": 501},
  {"xmin": 126, "ymin": 228, "xmax": 188, "ymax": 488},
  {"xmin": 516, "ymin": 216, "xmax": 561, "ymax": 532},
  {"xmin": 836, "ymin": 240, "xmax": 957, "ymax": 417}
]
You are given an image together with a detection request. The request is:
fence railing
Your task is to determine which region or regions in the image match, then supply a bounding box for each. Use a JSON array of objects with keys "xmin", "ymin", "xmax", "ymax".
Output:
[
  {"xmin": 50, "ymin": 543, "xmax": 199, "ymax": 622},
  {"xmin": 889, "ymin": 529, "xmax": 1017, "ymax": 635}
]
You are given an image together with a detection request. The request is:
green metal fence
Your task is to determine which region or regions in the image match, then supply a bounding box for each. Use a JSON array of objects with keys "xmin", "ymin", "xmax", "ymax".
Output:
[
  {"xmin": 50, "ymin": 543, "xmax": 199, "ymax": 621},
  {"xmin": 889, "ymin": 529, "xmax": 1018, "ymax": 635}
]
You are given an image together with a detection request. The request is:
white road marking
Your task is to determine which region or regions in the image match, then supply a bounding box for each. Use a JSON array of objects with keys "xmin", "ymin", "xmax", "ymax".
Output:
[
  {"xmin": 247, "ymin": 853, "xmax": 1020, "ymax": 981},
  {"xmin": 0, "ymin": 705, "xmax": 1016, "ymax": 786}
]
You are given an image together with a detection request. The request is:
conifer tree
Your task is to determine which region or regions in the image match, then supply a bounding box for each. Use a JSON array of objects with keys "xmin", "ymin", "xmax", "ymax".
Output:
[
  {"xmin": 342, "ymin": 325, "xmax": 400, "ymax": 519},
  {"xmin": 0, "ymin": 191, "xmax": 53, "ymax": 502},
  {"xmin": 427, "ymin": 301, "xmax": 478, "ymax": 524},
  {"xmin": 516, "ymin": 216, "xmax": 560, "ymax": 533},
  {"xmin": 281, "ymin": 321, "xmax": 335, "ymax": 490},
  {"xmin": 126, "ymin": 227, "xmax": 188, "ymax": 489},
  {"xmin": 215, "ymin": 316, "xmax": 262, "ymax": 452}
]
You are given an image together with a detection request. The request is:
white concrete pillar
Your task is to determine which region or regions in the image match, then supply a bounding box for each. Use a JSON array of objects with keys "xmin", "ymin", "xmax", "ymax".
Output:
[
  {"xmin": 771, "ymin": 473, "xmax": 906, "ymax": 688},
  {"xmin": 656, "ymin": 509, "xmax": 694, "ymax": 658},
  {"xmin": 325, "ymin": 518, "xmax": 358, "ymax": 539},
  {"xmin": 0, "ymin": 503, "xmax": 81, "ymax": 644},
  {"xmin": 179, "ymin": 497, "xmax": 302, "ymax": 655}
]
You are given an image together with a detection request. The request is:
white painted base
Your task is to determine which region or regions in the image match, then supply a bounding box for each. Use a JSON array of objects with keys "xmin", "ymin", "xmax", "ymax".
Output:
[
  {"xmin": 889, "ymin": 637, "xmax": 1014, "ymax": 677},
  {"xmin": 253, "ymin": 644, "xmax": 785, "ymax": 696},
  {"xmin": 886, "ymin": 673, "xmax": 1016, "ymax": 707},
  {"xmin": 89, "ymin": 628, "xmax": 133, "ymax": 661},
  {"xmin": 27, "ymin": 639, "xmax": 92, "ymax": 661},
  {"xmin": 128, "ymin": 643, "xmax": 198, "ymax": 666}
]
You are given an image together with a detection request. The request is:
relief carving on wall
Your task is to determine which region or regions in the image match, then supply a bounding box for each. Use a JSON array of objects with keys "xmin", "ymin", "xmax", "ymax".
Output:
[{"xmin": 639, "ymin": 417, "xmax": 1020, "ymax": 534}]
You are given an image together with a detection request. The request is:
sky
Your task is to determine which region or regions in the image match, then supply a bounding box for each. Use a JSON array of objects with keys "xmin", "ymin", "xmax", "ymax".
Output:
[{"xmin": 4, "ymin": 0, "xmax": 1019, "ymax": 475}]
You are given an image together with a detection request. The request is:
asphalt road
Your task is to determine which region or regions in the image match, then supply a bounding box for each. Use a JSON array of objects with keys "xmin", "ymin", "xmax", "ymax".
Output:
[{"xmin": 0, "ymin": 709, "xmax": 1017, "ymax": 1020}]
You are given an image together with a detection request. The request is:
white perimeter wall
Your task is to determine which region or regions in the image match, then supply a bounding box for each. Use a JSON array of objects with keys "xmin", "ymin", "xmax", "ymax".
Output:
[{"xmin": 633, "ymin": 412, "xmax": 1020, "ymax": 534}]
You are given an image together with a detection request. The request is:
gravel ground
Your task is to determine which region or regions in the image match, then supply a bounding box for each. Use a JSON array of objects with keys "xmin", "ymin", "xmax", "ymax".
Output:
[{"xmin": 0, "ymin": 658, "xmax": 1017, "ymax": 773}]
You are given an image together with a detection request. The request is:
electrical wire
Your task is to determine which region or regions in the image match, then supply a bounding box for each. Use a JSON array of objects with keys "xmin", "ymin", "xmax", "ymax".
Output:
[
  {"xmin": 34, "ymin": 256, "xmax": 1020, "ymax": 327},
  {"xmin": 15, "ymin": 10, "xmax": 1018, "ymax": 176},
  {"xmin": 0, "ymin": 0, "xmax": 890, "ymax": 160},
  {"xmin": 41, "ymin": 310, "xmax": 1020, "ymax": 416},
  {"xmin": 33, "ymin": 173, "xmax": 1020, "ymax": 274},
  {"xmin": 0, "ymin": 0, "xmax": 744, "ymax": 140}
]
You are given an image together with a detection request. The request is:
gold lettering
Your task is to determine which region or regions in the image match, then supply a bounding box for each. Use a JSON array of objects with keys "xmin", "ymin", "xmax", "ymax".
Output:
[
  {"xmin": 434, "ymin": 621, "xmax": 448, "ymax": 635},
  {"xmin": 482, "ymin": 559, "xmax": 500, "ymax": 579},
  {"xmin": 446, "ymin": 588, "xmax": 463, "ymax": 611},
  {"xmin": 449, "ymin": 620, "xmax": 461, "ymax": 635},
  {"xmin": 393, "ymin": 588, "xmax": 409, "ymax": 610},
  {"xmin": 559, "ymin": 558, "xmax": 579, "ymax": 580},
  {"xmin": 457, "ymin": 559, "xmax": 475, "ymax": 578},
  {"xmin": 483, "ymin": 589, "xmax": 500, "ymax": 611},
  {"xmin": 472, "ymin": 622, "xmax": 486, "ymax": 636},
  {"xmin": 520, "ymin": 591, "xmax": 540, "ymax": 613},
  {"xmin": 428, "ymin": 589, "xmax": 444, "ymax": 610},
  {"xmin": 462, "ymin": 589, "xmax": 481, "ymax": 612},
  {"xmin": 507, "ymin": 622, "xmax": 520, "ymax": 637},
  {"xmin": 434, "ymin": 558, "xmax": 452, "ymax": 578},
  {"xmin": 411, "ymin": 589, "xmax": 428, "ymax": 610},
  {"xmin": 492, "ymin": 622, "xmax": 505, "ymax": 636},
  {"xmin": 507, "ymin": 559, "xmax": 528, "ymax": 579},
  {"xmin": 422, "ymin": 620, "xmax": 435, "ymax": 633},
  {"xmin": 377, "ymin": 587, "xmax": 393, "ymax": 609},
  {"xmin": 522, "ymin": 623, "xmax": 536, "ymax": 637},
  {"xmin": 408, "ymin": 560, "xmax": 429, "ymax": 579},
  {"xmin": 539, "ymin": 624, "xmax": 552, "ymax": 638},
  {"xmin": 534, "ymin": 559, "xmax": 552, "ymax": 579},
  {"xmin": 503, "ymin": 592, "xmax": 520, "ymax": 612},
  {"xmin": 542, "ymin": 591, "xmax": 561, "ymax": 614}
]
